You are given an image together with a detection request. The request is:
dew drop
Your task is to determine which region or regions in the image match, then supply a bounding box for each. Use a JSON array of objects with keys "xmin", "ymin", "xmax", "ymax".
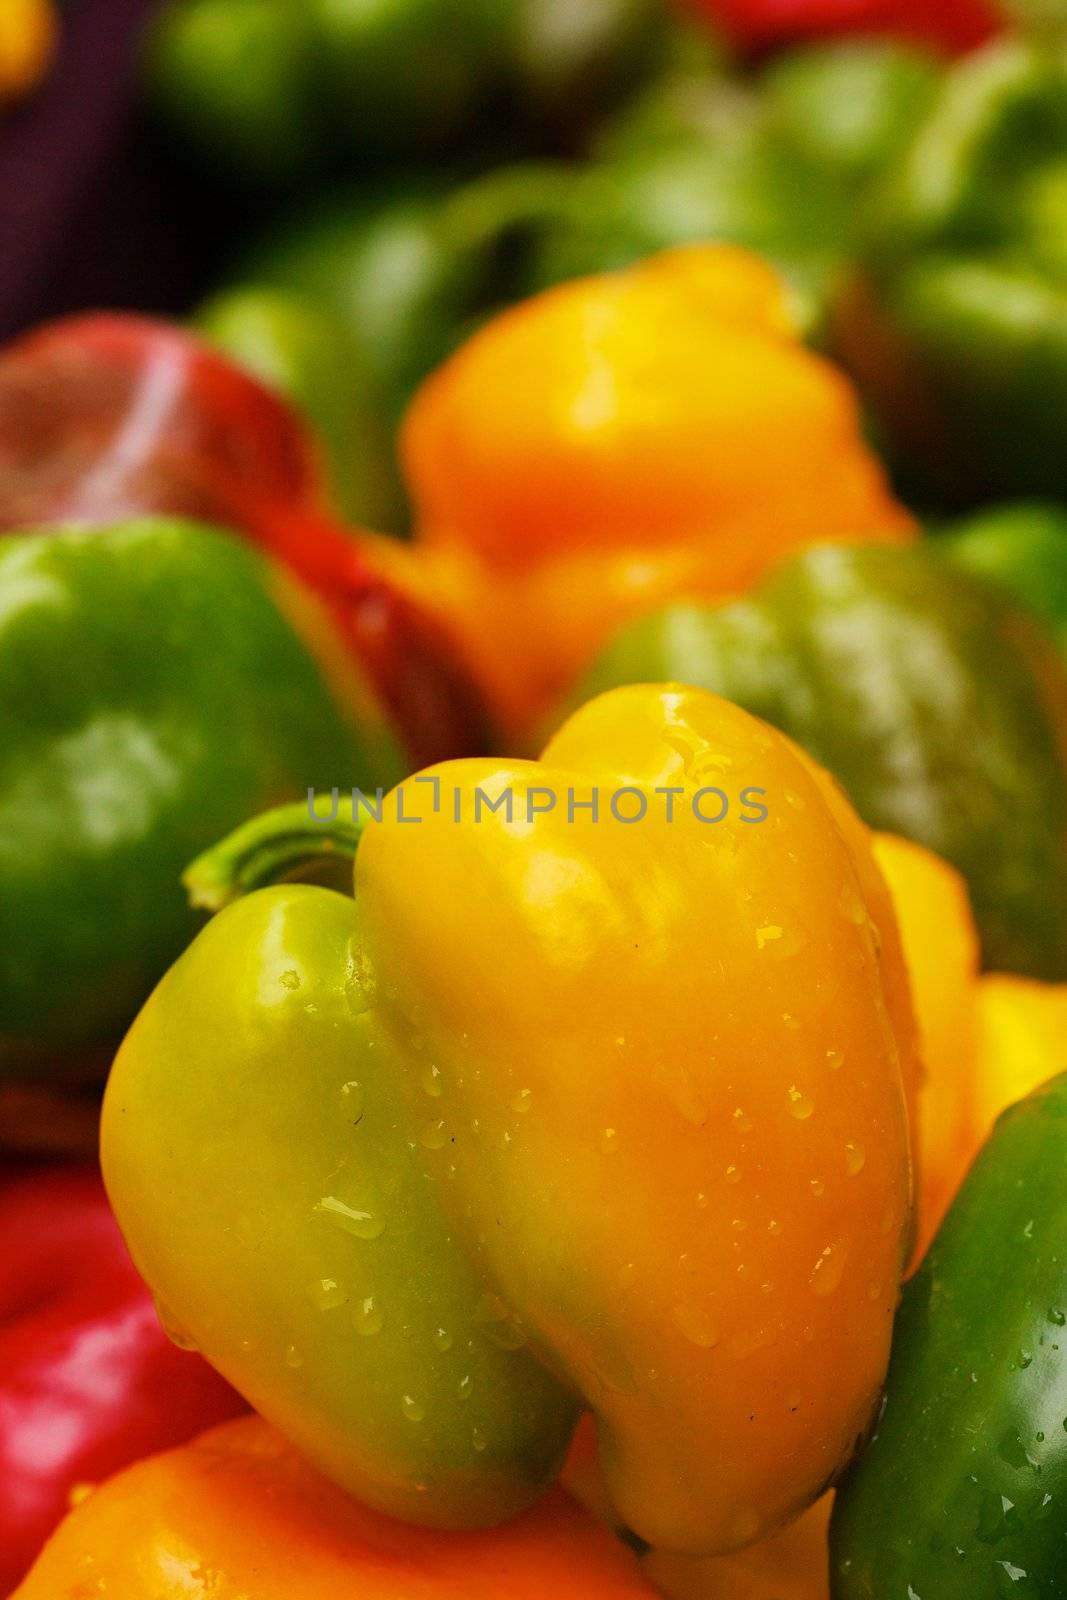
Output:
[
  {"xmin": 838, "ymin": 881, "xmax": 867, "ymax": 925},
  {"xmin": 512, "ymin": 1088, "xmax": 533, "ymax": 1114},
  {"xmin": 316, "ymin": 1196, "xmax": 385, "ymax": 1240},
  {"xmin": 433, "ymin": 1326, "xmax": 453, "ymax": 1352},
  {"xmin": 788, "ymin": 1086, "xmax": 814, "ymax": 1121},
  {"xmin": 285, "ymin": 1345, "xmax": 303, "ymax": 1368},
  {"xmin": 473, "ymin": 1293, "xmax": 509, "ymax": 1325},
  {"xmin": 695, "ymin": 1191, "xmax": 709, "ymax": 1209},
  {"xmin": 728, "ymin": 1325, "xmax": 777, "ymax": 1359},
  {"xmin": 756, "ymin": 925, "xmax": 783, "ymax": 950},
  {"xmin": 809, "ymin": 1244, "xmax": 846, "ymax": 1297},
  {"xmin": 810, "ymin": 1178, "xmax": 825, "ymax": 1198},
  {"xmin": 339, "ymin": 1080, "xmax": 364, "ymax": 1119},
  {"xmin": 845, "ymin": 1142, "xmax": 867, "ymax": 1177},
  {"xmin": 402, "ymin": 1395, "xmax": 425, "ymax": 1423},
  {"xmin": 600, "ymin": 1127, "xmax": 620, "ymax": 1154},
  {"xmin": 457, "ymin": 1374, "xmax": 474, "ymax": 1402},
  {"xmin": 826, "ymin": 1049, "xmax": 845, "ymax": 1071},
  {"xmin": 308, "ymin": 1277, "xmax": 348, "ymax": 1312},
  {"xmin": 421, "ymin": 1064, "xmax": 444, "ymax": 1098},
  {"xmin": 725, "ymin": 1164, "xmax": 742, "ymax": 1185},
  {"xmin": 672, "ymin": 1303, "xmax": 720, "ymax": 1349},
  {"xmin": 472, "ymin": 1427, "xmax": 488, "ymax": 1452},
  {"xmin": 732, "ymin": 1108, "xmax": 754, "ymax": 1134},
  {"xmin": 353, "ymin": 1295, "xmax": 384, "ymax": 1337},
  {"xmin": 154, "ymin": 1299, "xmax": 198, "ymax": 1352}
]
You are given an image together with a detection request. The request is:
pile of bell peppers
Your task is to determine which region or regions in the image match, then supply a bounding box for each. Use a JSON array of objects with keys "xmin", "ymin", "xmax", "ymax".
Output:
[{"xmin": 7, "ymin": 2, "xmax": 1067, "ymax": 1596}]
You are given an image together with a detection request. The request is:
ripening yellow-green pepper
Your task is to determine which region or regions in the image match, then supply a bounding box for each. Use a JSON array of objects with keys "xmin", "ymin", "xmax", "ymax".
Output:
[{"xmin": 102, "ymin": 684, "xmax": 918, "ymax": 1556}]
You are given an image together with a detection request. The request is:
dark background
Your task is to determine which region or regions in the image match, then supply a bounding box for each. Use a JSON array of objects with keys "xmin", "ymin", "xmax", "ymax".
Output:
[{"xmin": 0, "ymin": 0, "xmax": 240, "ymax": 339}]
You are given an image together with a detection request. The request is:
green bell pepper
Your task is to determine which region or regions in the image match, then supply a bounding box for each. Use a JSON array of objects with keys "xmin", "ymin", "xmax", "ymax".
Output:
[
  {"xmin": 145, "ymin": 0, "xmax": 322, "ymax": 185},
  {"xmin": 526, "ymin": 39, "xmax": 940, "ymax": 333},
  {"xmin": 312, "ymin": 0, "xmax": 510, "ymax": 159},
  {"xmin": 0, "ymin": 518, "xmax": 403, "ymax": 1080},
  {"xmin": 839, "ymin": 39, "xmax": 1067, "ymax": 502},
  {"xmin": 759, "ymin": 39, "xmax": 942, "ymax": 189},
  {"xmin": 239, "ymin": 187, "xmax": 480, "ymax": 431},
  {"xmin": 831, "ymin": 1071, "xmax": 1067, "ymax": 1599},
  {"xmin": 579, "ymin": 542, "xmax": 1067, "ymax": 980},
  {"xmin": 238, "ymin": 167, "xmax": 581, "ymax": 425},
  {"xmin": 193, "ymin": 286, "xmax": 404, "ymax": 532},
  {"xmin": 525, "ymin": 126, "xmax": 847, "ymax": 334},
  {"xmin": 507, "ymin": 0, "xmax": 674, "ymax": 144},
  {"xmin": 940, "ymin": 502, "xmax": 1067, "ymax": 662}
]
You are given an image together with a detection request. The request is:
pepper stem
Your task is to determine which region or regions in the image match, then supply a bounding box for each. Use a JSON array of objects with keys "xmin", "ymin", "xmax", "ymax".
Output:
[{"xmin": 184, "ymin": 796, "xmax": 370, "ymax": 913}]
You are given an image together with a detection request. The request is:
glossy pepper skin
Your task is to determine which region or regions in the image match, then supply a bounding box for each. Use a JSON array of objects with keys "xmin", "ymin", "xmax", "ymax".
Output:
[
  {"xmin": 381, "ymin": 245, "xmax": 913, "ymax": 741},
  {"xmin": 0, "ymin": 1165, "xmax": 244, "ymax": 1595},
  {"xmin": 103, "ymin": 683, "xmax": 918, "ymax": 1556},
  {"xmin": 836, "ymin": 40, "xmax": 1067, "ymax": 503},
  {"xmin": 831, "ymin": 1071, "xmax": 1067, "ymax": 1599},
  {"xmin": 941, "ymin": 501, "xmax": 1067, "ymax": 662},
  {"xmin": 0, "ymin": 312, "xmax": 492, "ymax": 766},
  {"xmin": 13, "ymin": 1415, "xmax": 657, "ymax": 1600},
  {"xmin": 0, "ymin": 517, "xmax": 402, "ymax": 1079},
  {"xmin": 581, "ymin": 542, "xmax": 1067, "ymax": 980}
]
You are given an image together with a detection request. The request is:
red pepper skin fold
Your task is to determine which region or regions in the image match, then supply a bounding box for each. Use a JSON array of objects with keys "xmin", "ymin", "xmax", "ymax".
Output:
[
  {"xmin": 0, "ymin": 1164, "xmax": 245, "ymax": 1595},
  {"xmin": 0, "ymin": 314, "xmax": 491, "ymax": 765},
  {"xmin": 684, "ymin": 0, "xmax": 999, "ymax": 56}
]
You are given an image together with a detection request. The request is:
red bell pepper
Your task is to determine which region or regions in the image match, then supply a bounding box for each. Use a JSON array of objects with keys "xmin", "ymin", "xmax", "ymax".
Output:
[
  {"xmin": 0, "ymin": 314, "xmax": 491, "ymax": 765},
  {"xmin": 0, "ymin": 1163, "xmax": 245, "ymax": 1594},
  {"xmin": 685, "ymin": 0, "xmax": 1000, "ymax": 55}
]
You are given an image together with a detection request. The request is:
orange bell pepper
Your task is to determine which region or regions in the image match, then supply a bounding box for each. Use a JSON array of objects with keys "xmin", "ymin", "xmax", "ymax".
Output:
[
  {"xmin": 378, "ymin": 245, "xmax": 914, "ymax": 741},
  {"xmin": 13, "ymin": 1415, "xmax": 658, "ymax": 1599}
]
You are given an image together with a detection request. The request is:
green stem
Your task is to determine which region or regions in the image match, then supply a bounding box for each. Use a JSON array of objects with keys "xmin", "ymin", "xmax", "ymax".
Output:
[{"xmin": 184, "ymin": 796, "xmax": 370, "ymax": 913}]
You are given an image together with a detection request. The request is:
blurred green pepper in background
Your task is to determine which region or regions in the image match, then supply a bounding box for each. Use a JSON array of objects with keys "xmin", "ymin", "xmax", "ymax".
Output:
[
  {"xmin": 579, "ymin": 542, "xmax": 1067, "ymax": 980},
  {"xmin": 837, "ymin": 38, "xmax": 1067, "ymax": 503},
  {"xmin": 520, "ymin": 38, "xmax": 943, "ymax": 329},
  {"xmin": 194, "ymin": 285, "xmax": 403, "ymax": 530},
  {"xmin": 0, "ymin": 518, "xmax": 403, "ymax": 1081},
  {"xmin": 146, "ymin": 0, "xmax": 673, "ymax": 186},
  {"xmin": 145, "ymin": 0, "xmax": 323, "ymax": 185},
  {"xmin": 941, "ymin": 501, "xmax": 1067, "ymax": 660},
  {"xmin": 832, "ymin": 1070, "xmax": 1067, "ymax": 1599},
  {"xmin": 219, "ymin": 33, "xmax": 947, "ymax": 425}
]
